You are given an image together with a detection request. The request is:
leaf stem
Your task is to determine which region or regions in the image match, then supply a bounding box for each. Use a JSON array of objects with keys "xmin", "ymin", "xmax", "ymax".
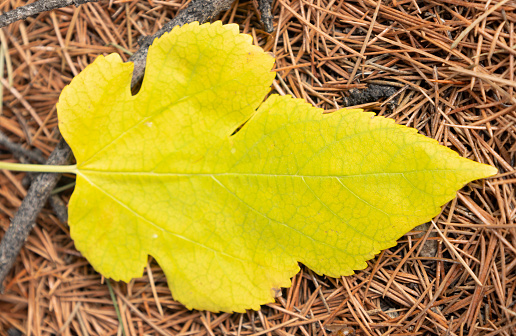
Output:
[{"xmin": 0, "ymin": 161, "xmax": 78, "ymax": 174}]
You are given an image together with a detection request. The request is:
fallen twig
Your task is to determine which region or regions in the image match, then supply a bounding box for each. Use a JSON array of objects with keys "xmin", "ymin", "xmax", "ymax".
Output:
[
  {"xmin": 258, "ymin": 0, "xmax": 274, "ymax": 33},
  {"xmin": 0, "ymin": 136, "xmax": 71, "ymax": 292},
  {"xmin": 129, "ymin": 0, "xmax": 235, "ymax": 87},
  {"xmin": 0, "ymin": 130, "xmax": 46, "ymax": 164},
  {"xmin": 0, "ymin": 0, "xmax": 103, "ymax": 28}
]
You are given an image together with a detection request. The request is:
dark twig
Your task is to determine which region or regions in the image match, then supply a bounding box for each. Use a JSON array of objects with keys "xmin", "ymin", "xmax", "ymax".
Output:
[
  {"xmin": 0, "ymin": 136, "xmax": 72, "ymax": 292},
  {"xmin": 342, "ymin": 84, "xmax": 399, "ymax": 108},
  {"xmin": 0, "ymin": 0, "xmax": 103, "ymax": 28},
  {"xmin": 258, "ymin": 0, "xmax": 274, "ymax": 33},
  {"xmin": 129, "ymin": 0, "xmax": 235, "ymax": 88},
  {"xmin": 0, "ymin": 130, "xmax": 66, "ymax": 215},
  {"xmin": 49, "ymin": 194, "xmax": 69, "ymax": 224},
  {"xmin": 0, "ymin": 130, "xmax": 46, "ymax": 164},
  {"xmin": 0, "ymin": 129, "xmax": 70, "ymax": 225}
]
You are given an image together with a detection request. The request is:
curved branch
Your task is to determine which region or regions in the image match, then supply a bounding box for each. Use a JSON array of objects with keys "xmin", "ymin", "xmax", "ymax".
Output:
[
  {"xmin": 0, "ymin": 136, "xmax": 72, "ymax": 291},
  {"xmin": 258, "ymin": 0, "xmax": 274, "ymax": 33},
  {"xmin": 0, "ymin": 130, "xmax": 46, "ymax": 164},
  {"xmin": 129, "ymin": 0, "xmax": 234, "ymax": 87},
  {"xmin": 0, "ymin": 0, "xmax": 102, "ymax": 29}
]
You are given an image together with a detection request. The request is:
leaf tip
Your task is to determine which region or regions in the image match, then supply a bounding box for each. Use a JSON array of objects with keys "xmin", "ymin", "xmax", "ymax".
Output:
[{"xmin": 485, "ymin": 164, "xmax": 498, "ymax": 178}]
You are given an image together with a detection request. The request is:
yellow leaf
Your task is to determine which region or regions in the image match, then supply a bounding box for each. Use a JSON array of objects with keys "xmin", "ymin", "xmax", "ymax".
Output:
[{"xmin": 56, "ymin": 21, "xmax": 496, "ymax": 312}]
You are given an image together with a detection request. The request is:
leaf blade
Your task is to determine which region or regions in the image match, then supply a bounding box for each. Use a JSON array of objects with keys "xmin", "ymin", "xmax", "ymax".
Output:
[{"xmin": 57, "ymin": 22, "xmax": 497, "ymax": 312}]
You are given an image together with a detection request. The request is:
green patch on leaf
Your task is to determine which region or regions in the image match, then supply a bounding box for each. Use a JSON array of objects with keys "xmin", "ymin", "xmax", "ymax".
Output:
[{"xmin": 56, "ymin": 21, "xmax": 496, "ymax": 312}]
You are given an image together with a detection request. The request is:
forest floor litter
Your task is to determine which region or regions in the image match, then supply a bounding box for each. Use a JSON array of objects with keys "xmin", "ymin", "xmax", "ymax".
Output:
[{"xmin": 0, "ymin": 0, "xmax": 515, "ymax": 335}]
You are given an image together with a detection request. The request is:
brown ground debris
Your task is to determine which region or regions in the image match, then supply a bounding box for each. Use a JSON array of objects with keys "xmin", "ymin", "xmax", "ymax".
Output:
[{"xmin": 1, "ymin": 0, "xmax": 515, "ymax": 335}]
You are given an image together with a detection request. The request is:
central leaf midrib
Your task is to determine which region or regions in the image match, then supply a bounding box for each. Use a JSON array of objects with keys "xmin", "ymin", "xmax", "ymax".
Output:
[{"xmin": 78, "ymin": 169, "xmax": 463, "ymax": 178}]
